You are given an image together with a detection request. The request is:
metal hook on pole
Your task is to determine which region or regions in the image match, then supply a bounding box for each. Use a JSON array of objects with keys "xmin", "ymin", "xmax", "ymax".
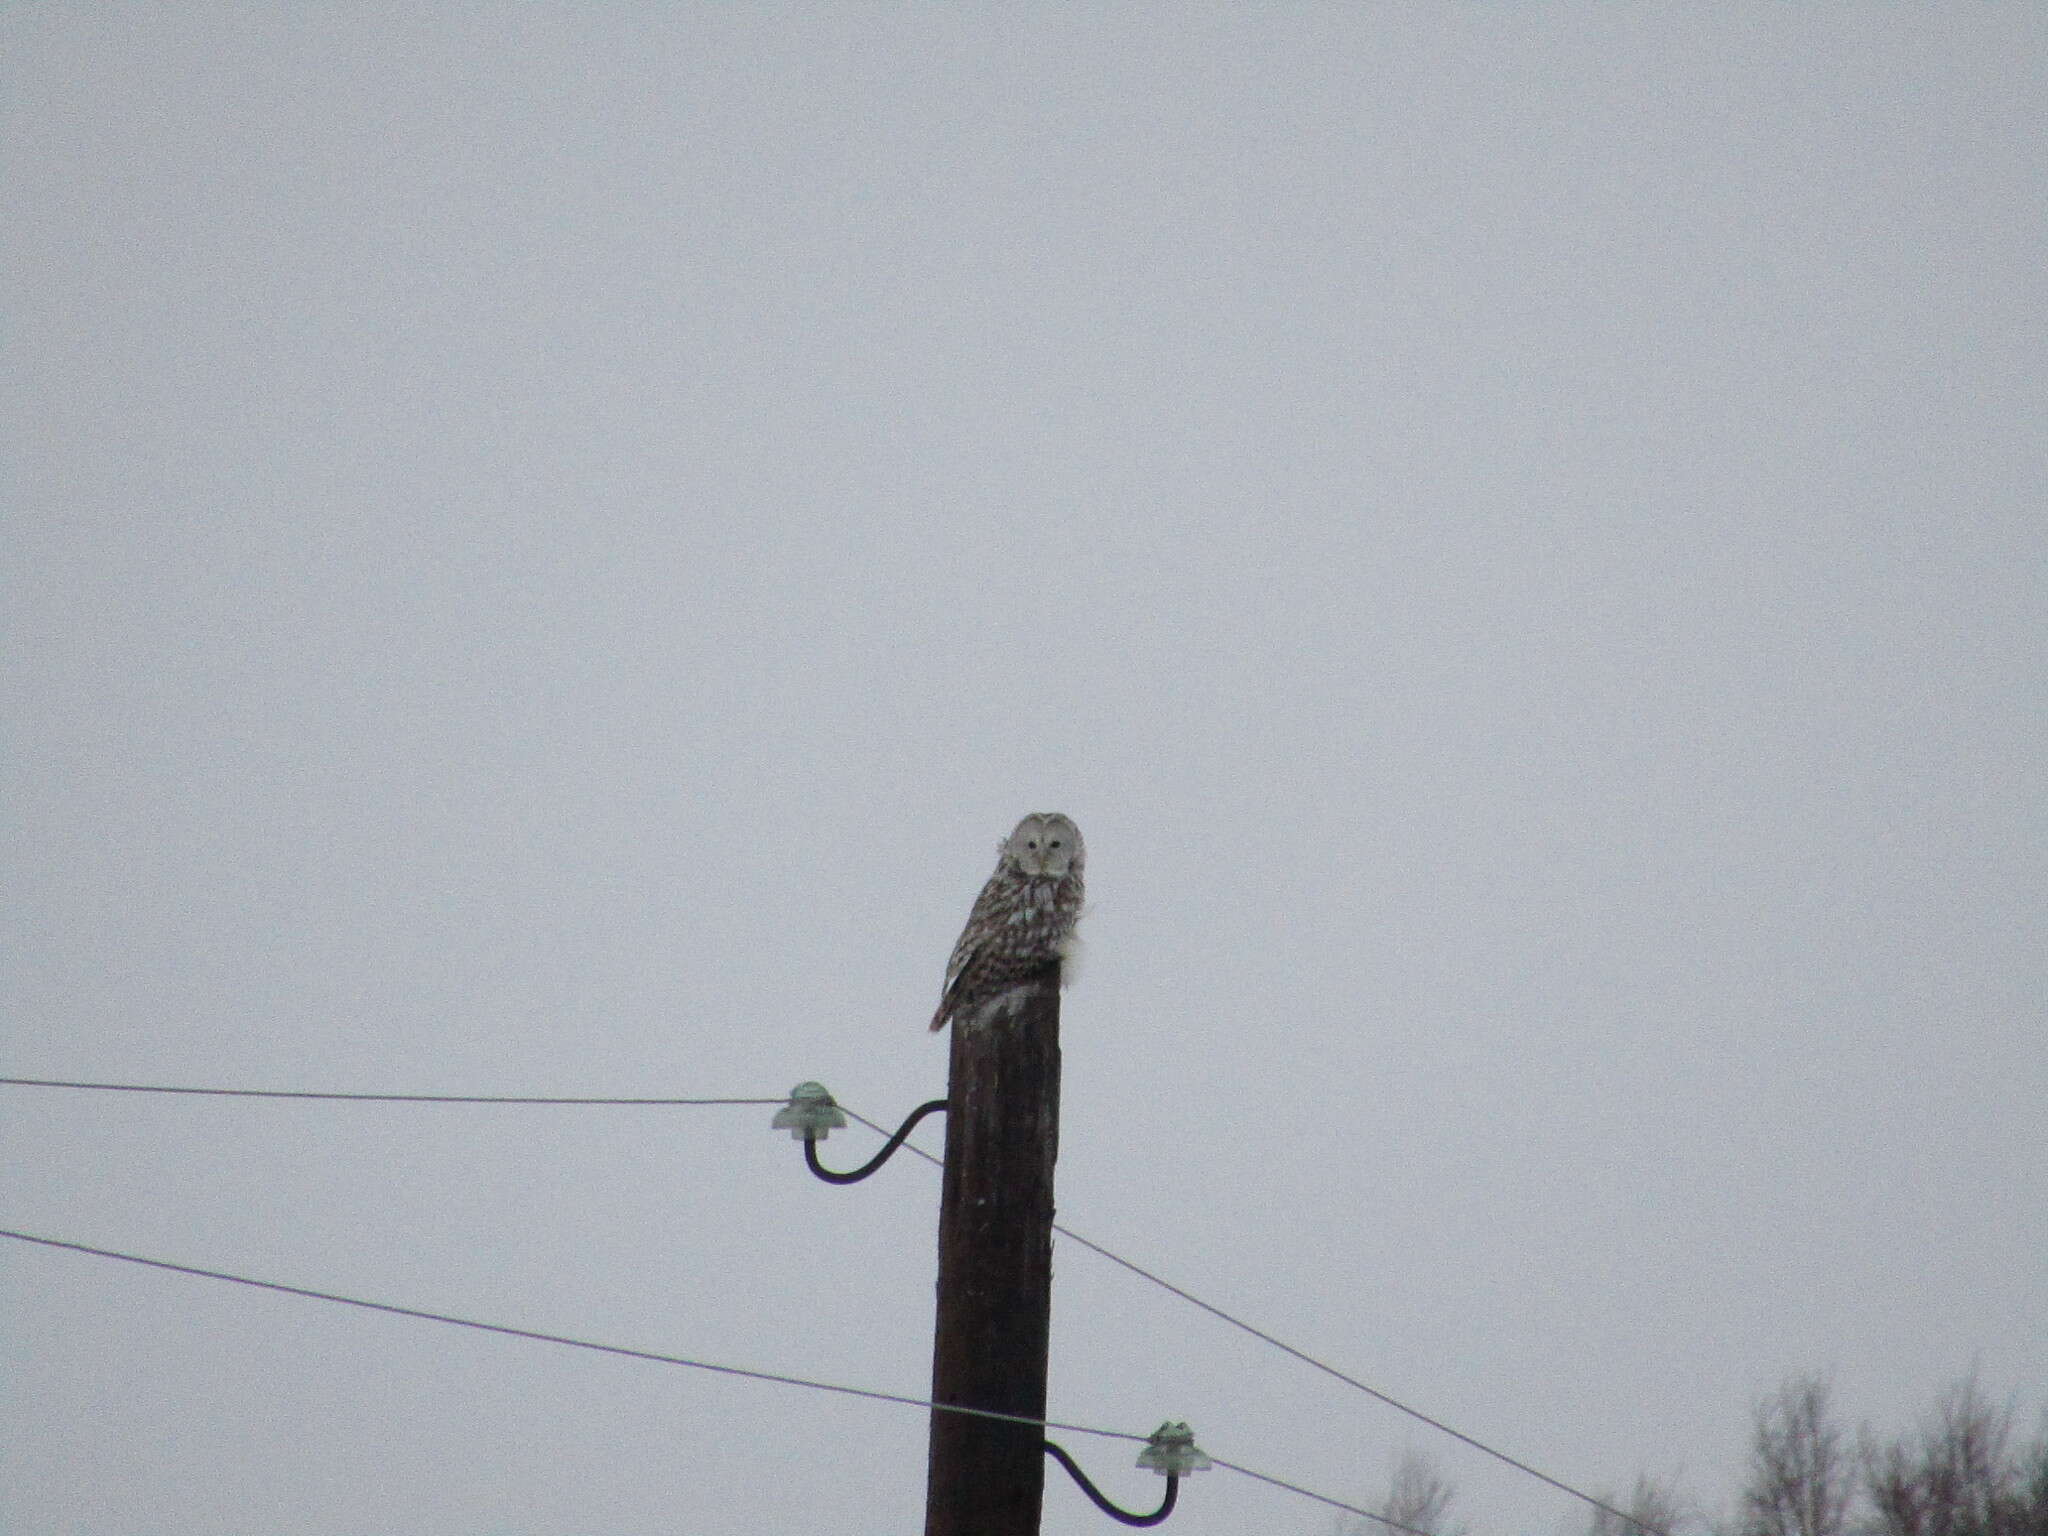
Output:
[
  {"xmin": 1042, "ymin": 1422, "xmax": 1211, "ymax": 1527},
  {"xmin": 771, "ymin": 1082, "xmax": 947, "ymax": 1185}
]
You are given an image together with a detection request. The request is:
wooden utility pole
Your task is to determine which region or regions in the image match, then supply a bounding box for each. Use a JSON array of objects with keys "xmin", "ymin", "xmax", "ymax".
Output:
[{"xmin": 924, "ymin": 964, "xmax": 1063, "ymax": 1536}]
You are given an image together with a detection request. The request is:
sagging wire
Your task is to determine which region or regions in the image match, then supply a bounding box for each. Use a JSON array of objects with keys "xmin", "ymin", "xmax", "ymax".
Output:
[{"xmin": 1, "ymin": 1227, "xmax": 1388, "ymax": 1526}]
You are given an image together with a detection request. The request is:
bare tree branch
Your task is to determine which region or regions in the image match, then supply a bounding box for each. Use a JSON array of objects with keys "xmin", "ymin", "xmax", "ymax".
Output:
[
  {"xmin": 1743, "ymin": 1375, "xmax": 1855, "ymax": 1536},
  {"xmin": 1863, "ymin": 1371, "xmax": 2026, "ymax": 1536},
  {"xmin": 1586, "ymin": 1473, "xmax": 1688, "ymax": 1536},
  {"xmin": 1333, "ymin": 1450, "xmax": 1470, "ymax": 1536}
]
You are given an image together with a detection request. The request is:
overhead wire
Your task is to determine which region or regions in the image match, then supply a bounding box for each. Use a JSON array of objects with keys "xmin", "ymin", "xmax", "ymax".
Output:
[
  {"xmin": 1213, "ymin": 1456, "xmax": 1436, "ymax": 1535},
  {"xmin": 840, "ymin": 1103, "xmax": 1669, "ymax": 1536},
  {"xmin": 0, "ymin": 1227, "xmax": 1137, "ymax": 1438},
  {"xmin": 0, "ymin": 1226, "xmax": 1397, "ymax": 1529},
  {"xmin": 0, "ymin": 1077, "xmax": 777, "ymax": 1106},
  {"xmin": 3, "ymin": 1074, "xmax": 1668, "ymax": 1535}
]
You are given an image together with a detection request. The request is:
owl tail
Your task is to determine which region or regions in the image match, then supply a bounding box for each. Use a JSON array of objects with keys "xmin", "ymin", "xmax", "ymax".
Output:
[{"xmin": 929, "ymin": 974, "xmax": 960, "ymax": 1031}]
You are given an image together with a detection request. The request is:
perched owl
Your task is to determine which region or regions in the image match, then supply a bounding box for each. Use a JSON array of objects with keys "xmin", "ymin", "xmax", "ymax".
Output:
[{"xmin": 929, "ymin": 813, "xmax": 1086, "ymax": 1032}]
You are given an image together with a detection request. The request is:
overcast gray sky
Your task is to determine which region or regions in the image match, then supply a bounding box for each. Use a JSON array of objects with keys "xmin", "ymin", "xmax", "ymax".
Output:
[{"xmin": 5, "ymin": 6, "xmax": 2044, "ymax": 1534}]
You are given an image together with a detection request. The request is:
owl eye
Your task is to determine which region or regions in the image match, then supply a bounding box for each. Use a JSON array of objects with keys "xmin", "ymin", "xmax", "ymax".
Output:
[
  {"xmin": 1049, "ymin": 839, "xmax": 1062, "ymax": 848},
  {"xmin": 1026, "ymin": 839, "xmax": 1039, "ymax": 849}
]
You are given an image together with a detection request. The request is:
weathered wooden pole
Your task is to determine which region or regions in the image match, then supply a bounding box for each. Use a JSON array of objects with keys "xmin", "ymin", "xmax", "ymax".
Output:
[{"xmin": 923, "ymin": 963, "xmax": 1063, "ymax": 1536}]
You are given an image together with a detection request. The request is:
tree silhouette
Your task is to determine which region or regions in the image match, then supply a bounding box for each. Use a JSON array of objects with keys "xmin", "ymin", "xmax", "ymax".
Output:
[{"xmin": 1742, "ymin": 1375, "xmax": 1855, "ymax": 1536}]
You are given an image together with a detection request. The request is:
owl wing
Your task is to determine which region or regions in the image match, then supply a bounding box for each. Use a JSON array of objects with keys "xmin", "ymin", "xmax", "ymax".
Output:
[{"xmin": 930, "ymin": 869, "xmax": 1015, "ymax": 1031}]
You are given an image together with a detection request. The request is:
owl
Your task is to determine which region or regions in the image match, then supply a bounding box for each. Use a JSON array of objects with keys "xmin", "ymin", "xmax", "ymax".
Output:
[{"xmin": 929, "ymin": 813, "xmax": 1086, "ymax": 1032}]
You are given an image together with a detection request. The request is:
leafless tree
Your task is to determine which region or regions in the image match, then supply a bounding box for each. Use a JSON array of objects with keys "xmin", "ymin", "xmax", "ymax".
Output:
[
  {"xmin": 1385, "ymin": 1449, "xmax": 1469, "ymax": 1536},
  {"xmin": 2013, "ymin": 1420, "xmax": 2048, "ymax": 1536},
  {"xmin": 1334, "ymin": 1449, "xmax": 1469, "ymax": 1536},
  {"xmin": 1863, "ymin": 1372, "xmax": 2031, "ymax": 1536},
  {"xmin": 1742, "ymin": 1375, "xmax": 1856, "ymax": 1536},
  {"xmin": 1585, "ymin": 1473, "xmax": 1689, "ymax": 1536}
]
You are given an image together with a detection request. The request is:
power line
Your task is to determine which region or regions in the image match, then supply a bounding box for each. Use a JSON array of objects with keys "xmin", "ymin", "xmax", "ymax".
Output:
[
  {"xmin": 0, "ymin": 1226, "xmax": 1137, "ymax": 1438},
  {"xmin": 842, "ymin": 1105, "xmax": 1670, "ymax": 1536},
  {"xmin": 0, "ymin": 1077, "xmax": 778, "ymax": 1106},
  {"xmin": 1212, "ymin": 1456, "xmax": 1434, "ymax": 1536},
  {"xmin": 1051, "ymin": 1224, "xmax": 1637, "ymax": 1521},
  {"xmin": 0, "ymin": 1226, "xmax": 1395, "ymax": 1529},
  {"xmin": 4, "ymin": 1075, "xmax": 1667, "ymax": 1535}
]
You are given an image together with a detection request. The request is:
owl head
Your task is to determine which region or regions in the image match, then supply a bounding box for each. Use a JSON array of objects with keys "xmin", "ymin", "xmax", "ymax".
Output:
[{"xmin": 1003, "ymin": 812, "xmax": 1083, "ymax": 878}]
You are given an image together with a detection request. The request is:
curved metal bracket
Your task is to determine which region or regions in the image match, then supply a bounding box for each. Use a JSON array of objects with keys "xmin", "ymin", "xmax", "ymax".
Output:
[
  {"xmin": 803, "ymin": 1098, "xmax": 947, "ymax": 1184},
  {"xmin": 1043, "ymin": 1441, "xmax": 1180, "ymax": 1527}
]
